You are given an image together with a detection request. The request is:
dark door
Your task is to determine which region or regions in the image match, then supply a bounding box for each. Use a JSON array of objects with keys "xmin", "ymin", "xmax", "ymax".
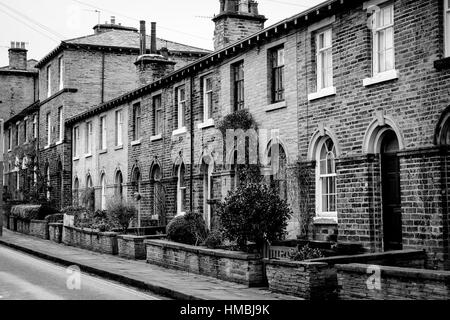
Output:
[{"xmin": 381, "ymin": 150, "xmax": 403, "ymax": 251}]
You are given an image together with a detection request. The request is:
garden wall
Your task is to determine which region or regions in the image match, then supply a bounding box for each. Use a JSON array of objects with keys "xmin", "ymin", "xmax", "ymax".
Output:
[
  {"xmin": 62, "ymin": 226, "xmax": 119, "ymax": 255},
  {"xmin": 49, "ymin": 223, "xmax": 63, "ymax": 243},
  {"xmin": 265, "ymin": 259, "xmax": 338, "ymax": 300},
  {"xmin": 118, "ymin": 235, "xmax": 166, "ymax": 260},
  {"xmin": 145, "ymin": 240, "xmax": 264, "ymax": 287},
  {"xmin": 337, "ymin": 264, "xmax": 450, "ymax": 300},
  {"xmin": 29, "ymin": 220, "xmax": 49, "ymax": 240}
]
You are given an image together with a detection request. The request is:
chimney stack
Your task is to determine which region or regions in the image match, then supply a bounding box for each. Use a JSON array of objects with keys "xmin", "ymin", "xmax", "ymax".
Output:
[
  {"xmin": 150, "ymin": 22, "xmax": 157, "ymax": 54},
  {"xmin": 213, "ymin": 0, "xmax": 266, "ymax": 50},
  {"xmin": 110, "ymin": 16, "xmax": 116, "ymax": 24},
  {"xmin": 135, "ymin": 21, "xmax": 176, "ymax": 87},
  {"xmin": 8, "ymin": 41, "xmax": 28, "ymax": 70},
  {"xmin": 140, "ymin": 20, "xmax": 147, "ymax": 56}
]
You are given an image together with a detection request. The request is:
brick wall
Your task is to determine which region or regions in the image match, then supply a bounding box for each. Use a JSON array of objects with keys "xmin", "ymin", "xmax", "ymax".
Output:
[
  {"xmin": 337, "ymin": 263, "xmax": 450, "ymax": 300},
  {"xmin": 0, "ymin": 73, "xmax": 37, "ymax": 121}
]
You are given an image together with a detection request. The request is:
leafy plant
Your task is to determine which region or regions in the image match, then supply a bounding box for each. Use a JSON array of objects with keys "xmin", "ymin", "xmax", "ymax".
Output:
[
  {"xmin": 217, "ymin": 183, "xmax": 292, "ymax": 252},
  {"xmin": 216, "ymin": 109, "xmax": 257, "ymax": 136},
  {"xmin": 166, "ymin": 213, "xmax": 207, "ymax": 246},
  {"xmin": 203, "ymin": 229, "xmax": 224, "ymax": 249},
  {"xmin": 289, "ymin": 244, "xmax": 324, "ymax": 261},
  {"xmin": 105, "ymin": 199, "xmax": 137, "ymax": 232}
]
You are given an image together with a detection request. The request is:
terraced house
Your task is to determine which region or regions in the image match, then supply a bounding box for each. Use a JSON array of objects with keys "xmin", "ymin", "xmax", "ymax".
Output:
[{"xmin": 3, "ymin": 0, "xmax": 450, "ymax": 270}]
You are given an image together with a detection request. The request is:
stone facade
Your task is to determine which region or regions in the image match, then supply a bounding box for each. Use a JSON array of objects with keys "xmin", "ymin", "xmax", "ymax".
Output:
[
  {"xmin": 337, "ymin": 263, "xmax": 450, "ymax": 300},
  {"xmin": 146, "ymin": 239, "xmax": 264, "ymax": 286},
  {"xmin": 62, "ymin": 226, "xmax": 119, "ymax": 255}
]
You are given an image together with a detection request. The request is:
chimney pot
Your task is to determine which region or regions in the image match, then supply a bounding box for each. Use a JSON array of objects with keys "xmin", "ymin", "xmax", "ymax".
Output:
[
  {"xmin": 111, "ymin": 16, "xmax": 116, "ymax": 24},
  {"xmin": 150, "ymin": 22, "xmax": 157, "ymax": 54},
  {"xmin": 139, "ymin": 20, "xmax": 147, "ymax": 56}
]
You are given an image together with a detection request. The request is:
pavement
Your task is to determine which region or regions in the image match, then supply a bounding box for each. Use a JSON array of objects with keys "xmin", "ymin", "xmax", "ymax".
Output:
[
  {"xmin": 0, "ymin": 229, "xmax": 301, "ymax": 300},
  {"xmin": 0, "ymin": 246, "xmax": 161, "ymax": 300}
]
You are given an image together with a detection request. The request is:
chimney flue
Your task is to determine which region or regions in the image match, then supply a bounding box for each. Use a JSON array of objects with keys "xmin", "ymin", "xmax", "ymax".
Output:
[
  {"xmin": 139, "ymin": 21, "xmax": 146, "ymax": 55},
  {"xmin": 8, "ymin": 41, "xmax": 28, "ymax": 70},
  {"xmin": 111, "ymin": 16, "xmax": 116, "ymax": 24},
  {"xmin": 150, "ymin": 22, "xmax": 157, "ymax": 54}
]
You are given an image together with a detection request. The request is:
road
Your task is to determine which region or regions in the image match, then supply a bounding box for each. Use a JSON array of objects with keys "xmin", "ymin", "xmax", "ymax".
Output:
[{"xmin": 0, "ymin": 245, "xmax": 162, "ymax": 300}]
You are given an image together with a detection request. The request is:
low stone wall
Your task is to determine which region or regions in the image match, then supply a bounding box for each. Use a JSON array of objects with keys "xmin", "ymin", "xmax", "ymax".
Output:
[
  {"xmin": 49, "ymin": 223, "xmax": 63, "ymax": 243},
  {"xmin": 337, "ymin": 263, "xmax": 450, "ymax": 300},
  {"xmin": 16, "ymin": 219, "xmax": 30, "ymax": 235},
  {"xmin": 62, "ymin": 226, "xmax": 119, "ymax": 255},
  {"xmin": 264, "ymin": 259, "xmax": 338, "ymax": 300},
  {"xmin": 117, "ymin": 235, "xmax": 165, "ymax": 260},
  {"xmin": 310, "ymin": 250, "xmax": 427, "ymax": 269},
  {"xmin": 146, "ymin": 240, "xmax": 264, "ymax": 287},
  {"xmin": 29, "ymin": 220, "xmax": 49, "ymax": 240}
]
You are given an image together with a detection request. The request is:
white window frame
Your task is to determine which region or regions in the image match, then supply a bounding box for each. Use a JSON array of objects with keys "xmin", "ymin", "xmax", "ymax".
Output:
[
  {"xmin": 317, "ymin": 28, "xmax": 334, "ymax": 91},
  {"xmin": 58, "ymin": 56, "xmax": 64, "ymax": 90},
  {"xmin": 73, "ymin": 126, "xmax": 80, "ymax": 159},
  {"xmin": 46, "ymin": 65, "xmax": 52, "ymax": 98},
  {"xmin": 175, "ymin": 86, "xmax": 186, "ymax": 133},
  {"xmin": 315, "ymin": 138, "xmax": 338, "ymax": 221},
  {"xmin": 115, "ymin": 110, "xmax": 123, "ymax": 147},
  {"xmin": 202, "ymin": 76, "xmax": 213, "ymax": 123},
  {"xmin": 100, "ymin": 174, "xmax": 107, "ymax": 211},
  {"xmin": 33, "ymin": 115, "xmax": 37, "ymax": 139},
  {"xmin": 133, "ymin": 103, "xmax": 141, "ymax": 142},
  {"xmin": 177, "ymin": 164, "xmax": 186, "ymax": 216},
  {"xmin": 8, "ymin": 127, "xmax": 12, "ymax": 151},
  {"xmin": 85, "ymin": 121, "xmax": 93, "ymax": 156},
  {"xmin": 45, "ymin": 113, "xmax": 51, "ymax": 148},
  {"xmin": 99, "ymin": 116, "xmax": 107, "ymax": 151},
  {"xmin": 15, "ymin": 122, "xmax": 20, "ymax": 146},
  {"xmin": 57, "ymin": 106, "xmax": 63, "ymax": 143},
  {"xmin": 445, "ymin": 0, "xmax": 450, "ymax": 57},
  {"xmin": 153, "ymin": 95, "xmax": 163, "ymax": 138}
]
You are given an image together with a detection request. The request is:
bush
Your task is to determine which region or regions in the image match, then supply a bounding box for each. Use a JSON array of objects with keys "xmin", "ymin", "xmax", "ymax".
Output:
[
  {"xmin": 106, "ymin": 200, "xmax": 136, "ymax": 232},
  {"xmin": 10, "ymin": 204, "xmax": 58, "ymax": 221},
  {"xmin": 203, "ymin": 229, "xmax": 224, "ymax": 249},
  {"xmin": 217, "ymin": 183, "xmax": 292, "ymax": 251},
  {"xmin": 167, "ymin": 213, "xmax": 207, "ymax": 246},
  {"xmin": 289, "ymin": 245, "xmax": 324, "ymax": 261}
]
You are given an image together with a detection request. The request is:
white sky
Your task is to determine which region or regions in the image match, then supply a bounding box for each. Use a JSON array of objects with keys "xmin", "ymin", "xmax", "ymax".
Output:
[{"xmin": 0, "ymin": 0, "xmax": 325, "ymax": 67}]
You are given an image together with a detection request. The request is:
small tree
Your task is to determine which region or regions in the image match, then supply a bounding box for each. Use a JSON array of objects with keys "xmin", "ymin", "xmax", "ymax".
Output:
[
  {"xmin": 217, "ymin": 183, "xmax": 292, "ymax": 251},
  {"xmin": 106, "ymin": 199, "xmax": 137, "ymax": 232}
]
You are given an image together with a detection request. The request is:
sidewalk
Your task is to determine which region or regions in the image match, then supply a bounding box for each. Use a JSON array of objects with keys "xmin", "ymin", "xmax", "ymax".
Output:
[{"xmin": 0, "ymin": 229, "xmax": 301, "ymax": 300}]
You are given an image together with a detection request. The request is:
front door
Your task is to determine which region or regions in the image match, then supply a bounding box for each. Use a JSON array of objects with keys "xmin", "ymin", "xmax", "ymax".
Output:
[{"xmin": 381, "ymin": 137, "xmax": 403, "ymax": 251}]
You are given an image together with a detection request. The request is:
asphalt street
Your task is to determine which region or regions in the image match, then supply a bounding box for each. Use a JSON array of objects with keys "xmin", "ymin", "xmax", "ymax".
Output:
[{"xmin": 0, "ymin": 245, "xmax": 162, "ymax": 300}]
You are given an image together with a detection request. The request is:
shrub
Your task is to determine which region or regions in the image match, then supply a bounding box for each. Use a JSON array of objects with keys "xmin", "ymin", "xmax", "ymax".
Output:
[
  {"xmin": 217, "ymin": 109, "xmax": 257, "ymax": 135},
  {"xmin": 106, "ymin": 200, "xmax": 136, "ymax": 232},
  {"xmin": 10, "ymin": 204, "xmax": 58, "ymax": 221},
  {"xmin": 289, "ymin": 245, "xmax": 324, "ymax": 261},
  {"xmin": 217, "ymin": 183, "xmax": 292, "ymax": 251},
  {"xmin": 167, "ymin": 213, "xmax": 207, "ymax": 246},
  {"xmin": 203, "ymin": 229, "xmax": 224, "ymax": 249}
]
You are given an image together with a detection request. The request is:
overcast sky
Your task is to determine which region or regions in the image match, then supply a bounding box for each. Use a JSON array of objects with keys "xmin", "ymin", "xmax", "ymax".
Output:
[{"xmin": 0, "ymin": 0, "xmax": 324, "ymax": 67}]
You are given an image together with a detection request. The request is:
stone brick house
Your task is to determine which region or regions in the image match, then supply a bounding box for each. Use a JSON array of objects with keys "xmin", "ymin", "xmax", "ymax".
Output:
[
  {"xmin": 67, "ymin": 0, "xmax": 450, "ymax": 269},
  {"xmin": 33, "ymin": 18, "xmax": 210, "ymax": 209},
  {"xmin": 0, "ymin": 42, "xmax": 39, "ymax": 197}
]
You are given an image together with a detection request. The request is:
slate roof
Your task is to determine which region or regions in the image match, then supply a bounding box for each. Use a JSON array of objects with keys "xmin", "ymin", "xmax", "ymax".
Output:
[{"xmin": 0, "ymin": 59, "xmax": 38, "ymax": 73}]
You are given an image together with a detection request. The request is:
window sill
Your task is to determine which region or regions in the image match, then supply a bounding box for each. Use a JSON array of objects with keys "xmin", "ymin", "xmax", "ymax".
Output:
[
  {"xmin": 44, "ymin": 145, "xmax": 50, "ymax": 150},
  {"xmin": 172, "ymin": 127, "xmax": 187, "ymax": 136},
  {"xmin": 84, "ymin": 154, "xmax": 93, "ymax": 159},
  {"xmin": 313, "ymin": 216, "xmax": 338, "ymax": 224},
  {"xmin": 308, "ymin": 86, "xmax": 337, "ymax": 101},
  {"xmin": 265, "ymin": 101, "xmax": 287, "ymax": 112},
  {"xmin": 99, "ymin": 149, "xmax": 107, "ymax": 155},
  {"xmin": 434, "ymin": 57, "xmax": 450, "ymax": 70},
  {"xmin": 198, "ymin": 119, "xmax": 215, "ymax": 130},
  {"xmin": 73, "ymin": 157, "xmax": 80, "ymax": 161},
  {"xmin": 114, "ymin": 145, "xmax": 124, "ymax": 151},
  {"xmin": 131, "ymin": 139, "xmax": 142, "ymax": 146},
  {"xmin": 56, "ymin": 140, "xmax": 63, "ymax": 146},
  {"xmin": 150, "ymin": 134, "xmax": 162, "ymax": 142},
  {"xmin": 363, "ymin": 69, "xmax": 398, "ymax": 87}
]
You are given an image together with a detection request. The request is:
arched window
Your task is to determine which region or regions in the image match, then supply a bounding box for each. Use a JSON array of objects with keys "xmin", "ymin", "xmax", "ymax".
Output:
[
  {"xmin": 85, "ymin": 174, "xmax": 94, "ymax": 211},
  {"xmin": 132, "ymin": 167, "xmax": 141, "ymax": 195},
  {"xmin": 268, "ymin": 144, "xmax": 287, "ymax": 201},
  {"xmin": 86, "ymin": 174, "xmax": 93, "ymax": 189},
  {"xmin": 100, "ymin": 174, "xmax": 106, "ymax": 211},
  {"xmin": 177, "ymin": 164, "xmax": 186, "ymax": 215},
  {"xmin": 151, "ymin": 165, "xmax": 165, "ymax": 225},
  {"xmin": 73, "ymin": 178, "xmax": 80, "ymax": 206},
  {"xmin": 202, "ymin": 157, "xmax": 214, "ymax": 229},
  {"xmin": 316, "ymin": 137, "xmax": 337, "ymax": 219},
  {"xmin": 440, "ymin": 119, "xmax": 450, "ymax": 146},
  {"xmin": 115, "ymin": 170, "xmax": 123, "ymax": 199},
  {"xmin": 46, "ymin": 165, "xmax": 51, "ymax": 201}
]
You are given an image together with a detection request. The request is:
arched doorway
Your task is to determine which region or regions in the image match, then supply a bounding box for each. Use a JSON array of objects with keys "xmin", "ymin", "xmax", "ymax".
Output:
[
  {"xmin": 115, "ymin": 170, "xmax": 123, "ymax": 200},
  {"xmin": 100, "ymin": 174, "xmax": 107, "ymax": 211},
  {"xmin": 380, "ymin": 130, "xmax": 403, "ymax": 251},
  {"xmin": 151, "ymin": 164, "xmax": 165, "ymax": 226},
  {"xmin": 201, "ymin": 157, "xmax": 214, "ymax": 230}
]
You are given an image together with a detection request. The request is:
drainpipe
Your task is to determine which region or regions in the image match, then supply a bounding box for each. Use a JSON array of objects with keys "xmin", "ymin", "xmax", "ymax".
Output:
[
  {"xmin": 190, "ymin": 76, "xmax": 194, "ymax": 215},
  {"xmin": 101, "ymin": 52, "xmax": 105, "ymax": 103}
]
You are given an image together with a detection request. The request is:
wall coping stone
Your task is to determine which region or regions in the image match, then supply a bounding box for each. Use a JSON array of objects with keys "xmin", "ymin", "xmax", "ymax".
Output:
[
  {"xmin": 308, "ymin": 249, "xmax": 426, "ymax": 266},
  {"xmin": 64, "ymin": 226, "xmax": 119, "ymax": 238},
  {"xmin": 48, "ymin": 222, "xmax": 63, "ymax": 227},
  {"xmin": 30, "ymin": 220, "xmax": 47, "ymax": 223},
  {"xmin": 336, "ymin": 263, "xmax": 450, "ymax": 282},
  {"xmin": 263, "ymin": 258, "xmax": 329, "ymax": 270},
  {"xmin": 145, "ymin": 240, "xmax": 261, "ymax": 260}
]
